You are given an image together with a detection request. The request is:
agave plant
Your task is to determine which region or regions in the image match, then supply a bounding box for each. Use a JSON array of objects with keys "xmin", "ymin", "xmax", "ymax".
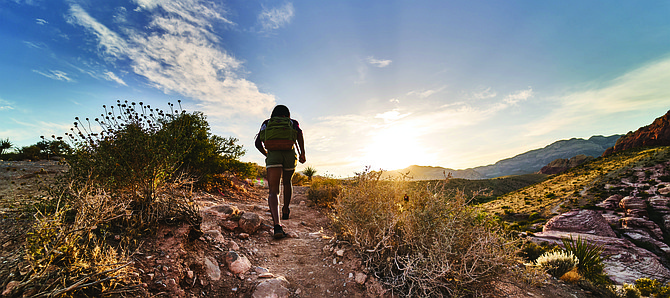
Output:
[{"xmin": 562, "ymin": 235, "xmax": 606, "ymax": 282}]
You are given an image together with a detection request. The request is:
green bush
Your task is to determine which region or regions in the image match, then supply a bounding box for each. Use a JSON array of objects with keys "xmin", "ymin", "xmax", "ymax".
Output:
[
  {"xmin": 635, "ymin": 278, "xmax": 660, "ymax": 297},
  {"xmin": 562, "ymin": 235, "xmax": 609, "ymax": 284},
  {"xmin": 518, "ymin": 241, "xmax": 554, "ymax": 262},
  {"xmin": 332, "ymin": 169, "xmax": 517, "ymax": 297},
  {"xmin": 535, "ymin": 250, "xmax": 578, "ymax": 278}
]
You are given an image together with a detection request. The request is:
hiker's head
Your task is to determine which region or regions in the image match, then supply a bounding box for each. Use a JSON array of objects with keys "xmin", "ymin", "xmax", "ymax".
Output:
[{"xmin": 271, "ymin": 105, "xmax": 290, "ymax": 118}]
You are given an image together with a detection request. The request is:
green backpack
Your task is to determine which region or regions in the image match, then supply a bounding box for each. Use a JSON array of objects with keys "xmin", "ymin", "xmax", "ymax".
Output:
[{"xmin": 259, "ymin": 117, "xmax": 298, "ymax": 151}]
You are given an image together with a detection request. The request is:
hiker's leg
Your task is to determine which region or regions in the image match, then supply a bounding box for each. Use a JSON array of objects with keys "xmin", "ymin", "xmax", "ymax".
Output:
[
  {"xmin": 267, "ymin": 167, "xmax": 283, "ymax": 226},
  {"xmin": 282, "ymin": 170, "xmax": 294, "ymax": 215}
]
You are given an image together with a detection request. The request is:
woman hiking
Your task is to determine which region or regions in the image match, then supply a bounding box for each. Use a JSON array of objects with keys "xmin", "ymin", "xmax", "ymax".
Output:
[{"xmin": 255, "ymin": 105, "xmax": 306, "ymax": 239}]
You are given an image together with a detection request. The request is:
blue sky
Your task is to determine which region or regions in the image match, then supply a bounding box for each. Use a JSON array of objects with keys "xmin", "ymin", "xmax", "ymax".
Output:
[{"xmin": 2, "ymin": 0, "xmax": 670, "ymax": 177}]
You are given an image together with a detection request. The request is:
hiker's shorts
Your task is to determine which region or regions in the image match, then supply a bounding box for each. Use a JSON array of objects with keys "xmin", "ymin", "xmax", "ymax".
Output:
[{"xmin": 266, "ymin": 150, "xmax": 297, "ymax": 171}]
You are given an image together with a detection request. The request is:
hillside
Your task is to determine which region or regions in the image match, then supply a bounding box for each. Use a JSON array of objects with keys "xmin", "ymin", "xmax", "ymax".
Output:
[
  {"xmin": 473, "ymin": 135, "xmax": 621, "ymax": 178},
  {"xmin": 385, "ymin": 135, "xmax": 620, "ymax": 180},
  {"xmin": 604, "ymin": 110, "xmax": 670, "ymax": 156}
]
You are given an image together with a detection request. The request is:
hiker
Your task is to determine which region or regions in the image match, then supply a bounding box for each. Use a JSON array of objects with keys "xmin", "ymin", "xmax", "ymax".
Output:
[{"xmin": 255, "ymin": 105, "xmax": 306, "ymax": 239}]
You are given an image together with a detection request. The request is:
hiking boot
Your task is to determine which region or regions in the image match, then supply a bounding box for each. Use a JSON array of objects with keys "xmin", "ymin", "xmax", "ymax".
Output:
[{"xmin": 273, "ymin": 225, "xmax": 288, "ymax": 239}]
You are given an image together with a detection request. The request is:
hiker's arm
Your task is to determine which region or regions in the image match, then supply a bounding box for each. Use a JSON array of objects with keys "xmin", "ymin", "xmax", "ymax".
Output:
[
  {"xmin": 255, "ymin": 134, "xmax": 267, "ymax": 157},
  {"xmin": 297, "ymin": 131, "xmax": 306, "ymax": 163}
]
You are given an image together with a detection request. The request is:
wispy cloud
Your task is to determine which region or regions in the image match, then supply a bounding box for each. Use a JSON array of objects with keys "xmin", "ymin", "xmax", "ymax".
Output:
[
  {"xmin": 23, "ymin": 41, "xmax": 46, "ymax": 49},
  {"xmin": 32, "ymin": 69, "xmax": 74, "ymax": 82},
  {"xmin": 0, "ymin": 98, "xmax": 14, "ymax": 111},
  {"xmin": 504, "ymin": 87, "xmax": 533, "ymax": 105},
  {"xmin": 472, "ymin": 87, "xmax": 497, "ymax": 100},
  {"xmin": 375, "ymin": 109, "xmax": 411, "ymax": 122},
  {"xmin": 367, "ymin": 56, "xmax": 392, "ymax": 68},
  {"xmin": 35, "ymin": 18, "xmax": 48, "ymax": 25},
  {"xmin": 103, "ymin": 71, "xmax": 127, "ymax": 86},
  {"xmin": 524, "ymin": 57, "xmax": 670, "ymax": 137},
  {"xmin": 407, "ymin": 86, "xmax": 446, "ymax": 98},
  {"xmin": 65, "ymin": 0, "xmax": 275, "ymax": 119},
  {"xmin": 258, "ymin": 2, "xmax": 295, "ymax": 32}
]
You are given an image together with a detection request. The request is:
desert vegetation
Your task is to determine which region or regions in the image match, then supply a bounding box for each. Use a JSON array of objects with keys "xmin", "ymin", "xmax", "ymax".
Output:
[
  {"xmin": 1, "ymin": 101, "xmax": 259, "ymax": 297},
  {"xmin": 329, "ymin": 169, "xmax": 519, "ymax": 297}
]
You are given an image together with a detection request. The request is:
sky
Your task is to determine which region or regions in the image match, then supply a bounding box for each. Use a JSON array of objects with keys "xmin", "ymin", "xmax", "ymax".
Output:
[{"xmin": 2, "ymin": 0, "xmax": 670, "ymax": 177}]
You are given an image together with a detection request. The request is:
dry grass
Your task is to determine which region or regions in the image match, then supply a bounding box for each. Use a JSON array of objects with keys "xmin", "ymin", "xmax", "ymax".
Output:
[{"xmin": 332, "ymin": 170, "xmax": 519, "ymax": 297}]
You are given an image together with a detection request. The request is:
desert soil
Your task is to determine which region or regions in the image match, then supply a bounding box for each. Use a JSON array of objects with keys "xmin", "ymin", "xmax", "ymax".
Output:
[{"xmin": 0, "ymin": 161, "xmax": 602, "ymax": 298}]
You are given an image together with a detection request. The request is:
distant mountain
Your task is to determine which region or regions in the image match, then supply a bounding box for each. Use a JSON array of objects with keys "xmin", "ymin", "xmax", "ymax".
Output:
[
  {"xmin": 382, "ymin": 165, "xmax": 484, "ymax": 180},
  {"xmin": 539, "ymin": 154, "xmax": 594, "ymax": 175},
  {"xmin": 603, "ymin": 110, "xmax": 670, "ymax": 156},
  {"xmin": 472, "ymin": 135, "xmax": 621, "ymax": 178},
  {"xmin": 385, "ymin": 135, "xmax": 621, "ymax": 180}
]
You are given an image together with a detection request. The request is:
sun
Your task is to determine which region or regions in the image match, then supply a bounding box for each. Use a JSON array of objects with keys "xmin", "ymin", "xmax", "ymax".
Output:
[{"xmin": 360, "ymin": 124, "xmax": 434, "ymax": 171}]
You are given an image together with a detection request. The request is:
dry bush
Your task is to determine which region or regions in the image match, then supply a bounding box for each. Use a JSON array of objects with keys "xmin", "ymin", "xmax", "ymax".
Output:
[
  {"xmin": 307, "ymin": 176, "xmax": 342, "ymax": 207},
  {"xmin": 332, "ymin": 170, "xmax": 519, "ymax": 297}
]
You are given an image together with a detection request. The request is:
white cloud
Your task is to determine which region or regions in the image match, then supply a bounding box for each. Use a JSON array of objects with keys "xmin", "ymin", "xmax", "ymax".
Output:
[
  {"xmin": 103, "ymin": 71, "xmax": 127, "ymax": 86},
  {"xmin": 258, "ymin": 2, "xmax": 294, "ymax": 32},
  {"xmin": 525, "ymin": 56, "xmax": 670, "ymax": 137},
  {"xmin": 472, "ymin": 87, "xmax": 497, "ymax": 100},
  {"xmin": 366, "ymin": 56, "xmax": 392, "ymax": 68},
  {"xmin": 504, "ymin": 87, "xmax": 533, "ymax": 105},
  {"xmin": 36, "ymin": 18, "xmax": 48, "ymax": 25},
  {"xmin": 375, "ymin": 109, "xmax": 411, "ymax": 122},
  {"xmin": 32, "ymin": 69, "xmax": 74, "ymax": 82},
  {"xmin": 66, "ymin": 0, "xmax": 275, "ymax": 119},
  {"xmin": 23, "ymin": 41, "xmax": 45, "ymax": 49},
  {"xmin": 407, "ymin": 86, "xmax": 446, "ymax": 98}
]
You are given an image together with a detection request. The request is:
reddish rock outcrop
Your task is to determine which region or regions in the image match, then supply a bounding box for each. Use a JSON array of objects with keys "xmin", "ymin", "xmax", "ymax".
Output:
[
  {"xmin": 603, "ymin": 110, "xmax": 670, "ymax": 156},
  {"xmin": 540, "ymin": 154, "xmax": 594, "ymax": 175},
  {"xmin": 597, "ymin": 194, "xmax": 623, "ymax": 210},
  {"xmin": 543, "ymin": 209, "xmax": 617, "ymax": 237}
]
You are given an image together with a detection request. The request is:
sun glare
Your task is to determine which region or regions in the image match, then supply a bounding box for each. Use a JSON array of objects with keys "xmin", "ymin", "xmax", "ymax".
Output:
[{"xmin": 360, "ymin": 124, "xmax": 434, "ymax": 171}]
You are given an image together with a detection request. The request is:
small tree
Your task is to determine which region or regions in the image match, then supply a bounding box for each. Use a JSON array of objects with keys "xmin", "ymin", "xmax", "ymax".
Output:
[
  {"xmin": 303, "ymin": 166, "xmax": 317, "ymax": 181},
  {"xmin": 0, "ymin": 138, "xmax": 12, "ymax": 155}
]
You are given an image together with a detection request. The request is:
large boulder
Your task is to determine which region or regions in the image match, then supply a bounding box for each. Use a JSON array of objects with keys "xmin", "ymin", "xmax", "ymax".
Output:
[
  {"xmin": 543, "ymin": 209, "xmax": 616, "ymax": 237},
  {"xmin": 620, "ymin": 217, "xmax": 665, "ymax": 240},
  {"xmin": 531, "ymin": 231, "xmax": 670, "ymax": 284},
  {"xmin": 597, "ymin": 194, "xmax": 623, "ymax": 210},
  {"xmin": 619, "ymin": 196, "xmax": 647, "ymax": 211}
]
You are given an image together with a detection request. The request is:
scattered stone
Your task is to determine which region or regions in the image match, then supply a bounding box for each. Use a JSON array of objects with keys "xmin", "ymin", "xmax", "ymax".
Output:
[
  {"xmin": 187, "ymin": 270, "xmax": 194, "ymax": 279},
  {"xmin": 225, "ymin": 251, "xmax": 252, "ymax": 274},
  {"xmin": 238, "ymin": 233, "xmax": 250, "ymax": 240},
  {"xmin": 228, "ymin": 240, "xmax": 240, "ymax": 251},
  {"xmin": 204, "ymin": 256, "xmax": 221, "ymax": 281},
  {"xmin": 259, "ymin": 272, "xmax": 274, "ymax": 278},
  {"xmin": 255, "ymin": 267, "xmax": 270, "ymax": 274},
  {"xmin": 355, "ymin": 273, "xmax": 367, "ymax": 285},
  {"xmin": 335, "ymin": 249, "xmax": 345, "ymax": 257},
  {"xmin": 221, "ymin": 220, "xmax": 239, "ymax": 231},
  {"xmin": 2, "ymin": 281, "xmax": 20, "ymax": 296},
  {"xmin": 252, "ymin": 277, "xmax": 290, "ymax": 298},
  {"xmin": 203, "ymin": 229, "xmax": 226, "ymax": 243},
  {"xmin": 239, "ymin": 212, "xmax": 262, "ymax": 234}
]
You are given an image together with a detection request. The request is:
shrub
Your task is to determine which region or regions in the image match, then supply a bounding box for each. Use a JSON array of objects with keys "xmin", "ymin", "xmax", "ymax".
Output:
[
  {"xmin": 562, "ymin": 235, "xmax": 608, "ymax": 284},
  {"xmin": 302, "ymin": 166, "xmax": 317, "ymax": 181},
  {"xmin": 518, "ymin": 241, "xmax": 555, "ymax": 262},
  {"xmin": 307, "ymin": 176, "xmax": 342, "ymax": 207},
  {"xmin": 635, "ymin": 278, "xmax": 660, "ymax": 297},
  {"xmin": 332, "ymin": 169, "xmax": 518, "ymax": 296},
  {"xmin": 535, "ymin": 250, "xmax": 578, "ymax": 278},
  {"xmin": 618, "ymin": 283, "xmax": 641, "ymax": 298},
  {"xmin": 656, "ymin": 286, "xmax": 670, "ymax": 298}
]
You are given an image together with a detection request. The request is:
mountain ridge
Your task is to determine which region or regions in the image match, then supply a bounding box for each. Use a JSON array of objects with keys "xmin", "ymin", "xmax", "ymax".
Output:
[{"xmin": 384, "ymin": 135, "xmax": 621, "ymax": 180}]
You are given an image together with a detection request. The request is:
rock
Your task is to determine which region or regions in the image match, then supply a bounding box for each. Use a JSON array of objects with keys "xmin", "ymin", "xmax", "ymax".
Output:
[
  {"xmin": 2, "ymin": 281, "xmax": 20, "ymax": 296},
  {"xmin": 355, "ymin": 272, "xmax": 367, "ymax": 285},
  {"xmin": 201, "ymin": 205, "xmax": 240, "ymax": 231},
  {"xmin": 648, "ymin": 196, "xmax": 670, "ymax": 211},
  {"xmin": 221, "ymin": 220, "xmax": 239, "ymax": 231},
  {"xmin": 204, "ymin": 256, "xmax": 221, "ymax": 281},
  {"xmin": 239, "ymin": 212, "xmax": 262, "ymax": 234},
  {"xmin": 619, "ymin": 196, "xmax": 647, "ymax": 211},
  {"xmin": 187, "ymin": 270, "xmax": 194, "ymax": 279},
  {"xmin": 623, "ymin": 231, "xmax": 670, "ymax": 257},
  {"xmin": 659, "ymin": 186, "xmax": 670, "ymax": 195},
  {"xmin": 335, "ymin": 249, "xmax": 345, "ymax": 257},
  {"xmin": 228, "ymin": 240, "xmax": 240, "ymax": 251},
  {"xmin": 620, "ymin": 217, "xmax": 665, "ymax": 240},
  {"xmin": 203, "ymin": 229, "xmax": 226, "ymax": 243},
  {"xmin": 540, "ymin": 155, "xmax": 594, "ymax": 175},
  {"xmin": 238, "ymin": 233, "xmax": 250, "ymax": 239},
  {"xmin": 259, "ymin": 272, "xmax": 274, "ymax": 278},
  {"xmin": 252, "ymin": 277, "xmax": 290, "ymax": 298},
  {"xmin": 225, "ymin": 251, "xmax": 252, "ymax": 274},
  {"xmin": 531, "ymin": 231, "xmax": 670, "ymax": 284},
  {"xmin": 543, "ymin": 209, "xmax": 616, "ymax": 237},
  {"xmin": 601, "ymin": 212, "xmax": 622, "ymax": 228},
  {"xmin": 603, "ymin": 110, "xmax": 670, "ymax": 156},
  {"xmin": 597, "ymin": 194, "xmax": 623, "ymax": 210}
]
